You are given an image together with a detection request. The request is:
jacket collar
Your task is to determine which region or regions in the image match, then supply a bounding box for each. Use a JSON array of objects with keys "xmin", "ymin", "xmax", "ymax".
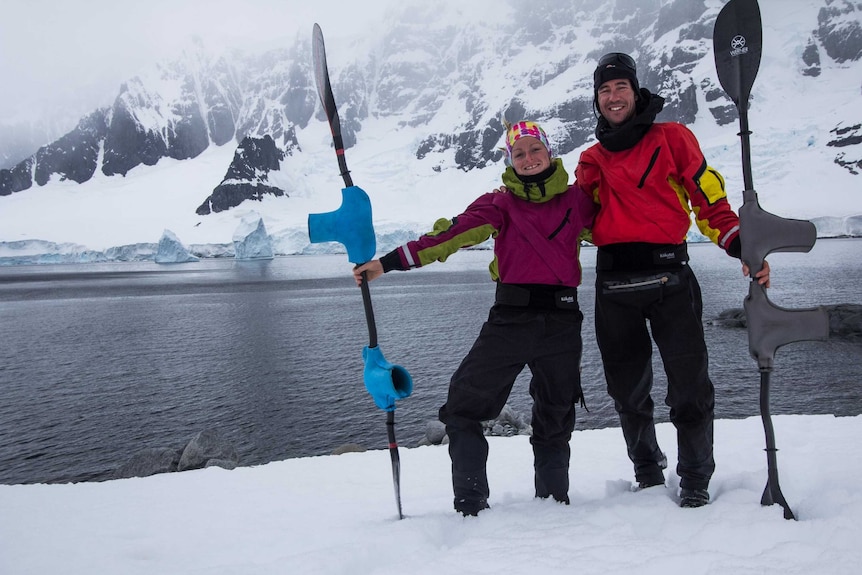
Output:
[
  {"xmin": 500, "ymin": 158, "xmax": 570, "ymax": 203},
  {"xmin": 595, "ymin": 88, "xmax": 665, "ymax": 152}
]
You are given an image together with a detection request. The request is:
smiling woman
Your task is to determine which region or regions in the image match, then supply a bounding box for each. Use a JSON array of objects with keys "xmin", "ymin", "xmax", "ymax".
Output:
[{"xmin": 506, "ymin": 121, "xmax": 553, "ymax": 176}]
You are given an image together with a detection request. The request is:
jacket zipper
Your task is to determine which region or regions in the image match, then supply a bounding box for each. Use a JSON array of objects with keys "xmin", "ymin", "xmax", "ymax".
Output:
[
  {"xmin": 637, "ymin": 146, "xmax": 661, "ymax": 188},
  {"xmin": 547, "ymin": 208, "xmax": 572, "ymax": 240},
  {"xmin": 606, "ymin": 275, "xmax": 669, "ymax": 290}
]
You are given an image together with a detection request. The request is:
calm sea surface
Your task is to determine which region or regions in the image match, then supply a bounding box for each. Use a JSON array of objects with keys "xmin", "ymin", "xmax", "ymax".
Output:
[{"xmin": 1, "ymin": 238, "xmax": 860, "ymax": 484}]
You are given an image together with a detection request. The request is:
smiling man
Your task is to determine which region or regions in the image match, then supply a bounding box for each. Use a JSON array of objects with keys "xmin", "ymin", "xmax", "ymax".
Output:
[{"xmin": 575, "ymin": 52, "xmax": 770, "ymax": 509}]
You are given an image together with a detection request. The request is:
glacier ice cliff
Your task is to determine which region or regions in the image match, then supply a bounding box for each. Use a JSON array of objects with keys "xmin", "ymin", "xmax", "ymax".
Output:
[
  {"xmin": 811, "ymin": 215, "xmax": 862, "ymax": 238},
  {"xmin": 0, "ymin": 239, "xmax": 157, "ymax": 266}
]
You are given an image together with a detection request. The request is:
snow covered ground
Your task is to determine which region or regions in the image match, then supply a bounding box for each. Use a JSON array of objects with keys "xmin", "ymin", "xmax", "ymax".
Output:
[{"xmin": 2, "ymin": 414, "xmax": 860, "ymax": 574}]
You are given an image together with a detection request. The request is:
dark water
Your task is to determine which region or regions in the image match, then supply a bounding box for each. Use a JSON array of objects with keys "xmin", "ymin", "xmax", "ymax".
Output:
[{"xmin": 1, "ymin": 238, "xmax": 860, "ymax": 485}]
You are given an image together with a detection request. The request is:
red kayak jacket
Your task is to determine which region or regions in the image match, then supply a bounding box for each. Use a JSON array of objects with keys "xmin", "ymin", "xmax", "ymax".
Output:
[{"xmin": 576, "ymin": 122, "xmax": 740, "ymax": 253}]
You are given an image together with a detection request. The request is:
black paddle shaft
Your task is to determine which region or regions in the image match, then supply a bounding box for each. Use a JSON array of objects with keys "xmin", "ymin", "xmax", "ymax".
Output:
[
  {"xmin": 386, "ymin": 410, "xmax": 403, "ymax": 519},
  {"xmin": 359, "ymin": 272, "xmax": 379, "ymax": 348},
  {"xmin": 758, "ymin": 371, "xmax": 796, "ymax": 520}
]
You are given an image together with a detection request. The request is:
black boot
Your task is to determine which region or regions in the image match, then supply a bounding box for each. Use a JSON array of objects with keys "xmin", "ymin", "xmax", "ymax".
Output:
[
  {"xmin": 452, "ymin": 469, "xmax": 490, "ymax": 516},
  {"xmin": 454, "ymin": 497, "xmax": 490, "ymax": 516},
  {"xmin": 533, "ymin": 444, "xmax": 570, "ymax": 504},
  {"xmin": 635, "ymin": 451, "xmax": 667, "ymax": 489},
  {"xmin": 535, "ymin": 468, "xmax": 570, "ymax": 504},
  {"xmin": 679, "ymin": 488, "xmax": 710, "ymax": 508}
]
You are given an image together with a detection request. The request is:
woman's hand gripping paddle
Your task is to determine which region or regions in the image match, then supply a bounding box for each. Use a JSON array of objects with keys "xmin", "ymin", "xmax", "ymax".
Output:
[
  {"xmin": 713, "ymin": 0, "xmax": 828, "ymax": 520},
  {"xmin": 307, "ymin": 23, "xmax": 412, "ymax": 520}
]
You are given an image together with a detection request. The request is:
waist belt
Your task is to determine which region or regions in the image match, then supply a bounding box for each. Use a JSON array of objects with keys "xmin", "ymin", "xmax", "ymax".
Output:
[
  {"xmin": 495, "ymin": 283, "xmax": 579, "ymax": 310},
  {"xmin": 596, "ymin": 242, "xmax": 688, "ymax": 272}
]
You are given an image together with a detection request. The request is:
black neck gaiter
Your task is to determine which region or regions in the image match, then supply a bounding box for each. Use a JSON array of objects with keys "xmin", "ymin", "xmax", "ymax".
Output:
[{"xmin": 596, "ymin": 88, "xmax": 666, "ymax": 152}]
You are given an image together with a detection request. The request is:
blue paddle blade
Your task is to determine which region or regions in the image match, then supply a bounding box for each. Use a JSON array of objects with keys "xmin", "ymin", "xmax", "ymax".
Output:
[
  {"xmin": 362, "ymin": 345, "xmax": 413, "ymax": 412},
  {"xmin": 308, "ymin": 186, "xmax": 376, "ymax": 264}
]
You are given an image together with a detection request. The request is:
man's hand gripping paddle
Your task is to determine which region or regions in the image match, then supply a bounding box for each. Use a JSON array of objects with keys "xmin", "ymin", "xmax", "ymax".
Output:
[
  {"xmin": 713, "ymin": 0, "xmax": 829, "ymax": 520},
  {"xmin": 307, "ymin": 24, "xmax": 412, "ymax": 520}
]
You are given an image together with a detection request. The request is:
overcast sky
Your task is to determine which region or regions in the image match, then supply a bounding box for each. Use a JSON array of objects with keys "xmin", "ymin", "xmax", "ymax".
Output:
[{"xmin": 0, "ymin": 0, "xmax": 401, "ymax": 125}]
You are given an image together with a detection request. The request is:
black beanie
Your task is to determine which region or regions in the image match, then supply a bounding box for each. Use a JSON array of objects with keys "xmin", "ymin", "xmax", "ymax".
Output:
[{"xmin": 593, "ymin": 52, "xmax": 640, "ymax": 99}]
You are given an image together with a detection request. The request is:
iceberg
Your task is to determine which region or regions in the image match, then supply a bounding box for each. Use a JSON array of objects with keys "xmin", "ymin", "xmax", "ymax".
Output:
[
  {"xmin": 154, "ymin": 230, "xmax": 199, "ymax": 264},
  {"xmin": 232, "ymin": 214, "xmax": 274, "ymax": 260}
]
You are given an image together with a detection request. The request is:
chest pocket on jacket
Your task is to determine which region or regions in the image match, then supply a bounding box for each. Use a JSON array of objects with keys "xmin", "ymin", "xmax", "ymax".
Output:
[
  {"xmin": 547, "ymin": 208, "xmax": 572, "ymax": 240},
  {"xmin": 637, "ymin": 146, "xmax": 662, "ymax": 189}
]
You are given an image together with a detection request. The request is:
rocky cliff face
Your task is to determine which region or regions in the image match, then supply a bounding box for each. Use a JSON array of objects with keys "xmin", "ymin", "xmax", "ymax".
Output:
[
  {"xmin": 196, "ymin": 134, "xmax": 290, "ymax": 215},
  {"xmin": 1, "ymin": 0, "xmax": 859, "ymax": 205},
  {"xmin": 816, "ymin": 0, "xmax": 862, "ymax": 63},
  {"xmin": 100, "ymin": 50, "xmax": 245, "ymax": 177}
]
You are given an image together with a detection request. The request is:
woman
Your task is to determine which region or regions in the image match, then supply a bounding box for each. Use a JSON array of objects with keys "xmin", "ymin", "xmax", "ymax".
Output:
[{"xmin": 354, "ymin": 121, "xmax": 596, "ymax": 516}]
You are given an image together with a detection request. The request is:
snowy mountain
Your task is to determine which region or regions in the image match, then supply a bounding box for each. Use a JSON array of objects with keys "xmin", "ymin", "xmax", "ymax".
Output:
[{"xmin": 0, "ymin": 0, "xmax": 861, "ymax": 263}]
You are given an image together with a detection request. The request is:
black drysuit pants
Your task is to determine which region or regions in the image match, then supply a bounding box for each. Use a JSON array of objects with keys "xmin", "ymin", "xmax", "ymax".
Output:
[
  {"xmin": 438, "ymin": 304, "xmax": 584, "ymax": 505},
  {"xmin": 595, "ymin": 264, "xmax": 715, "ymax": 491}
]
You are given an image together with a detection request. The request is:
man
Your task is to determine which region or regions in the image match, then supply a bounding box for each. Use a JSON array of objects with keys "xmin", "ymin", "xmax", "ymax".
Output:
[{"xmin": 575, "ymin": 52, "xmax": 770, "ymax": 508}]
